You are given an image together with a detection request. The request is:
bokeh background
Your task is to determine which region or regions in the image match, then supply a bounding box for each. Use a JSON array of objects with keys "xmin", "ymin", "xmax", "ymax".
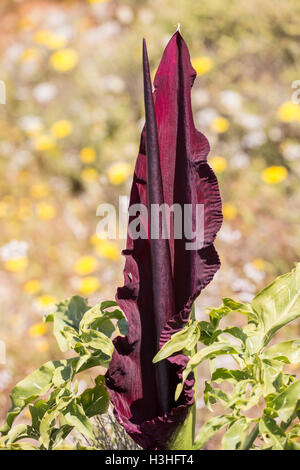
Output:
[{"xmin": 0, "ymin": 0, "xmax": 300, "ymax": 447}]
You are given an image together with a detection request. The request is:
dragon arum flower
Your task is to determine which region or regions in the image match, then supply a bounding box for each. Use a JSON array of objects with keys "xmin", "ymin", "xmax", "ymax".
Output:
[{"xmin": 106, "ymin": 31, "xmax": 222, "ymax": 450}]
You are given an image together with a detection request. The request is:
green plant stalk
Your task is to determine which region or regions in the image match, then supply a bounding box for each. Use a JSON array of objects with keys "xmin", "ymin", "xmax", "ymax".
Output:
[
  {"xmin": 190, "ymin": 303, "xmax": 197, "ymax": 445},
  {"xmin": 242, "ymin": 423, "xmax": 259, "ymax": 450},
  {"xmin": 168, "ymin": 303, "xmax": 197, "ymax": 450}
]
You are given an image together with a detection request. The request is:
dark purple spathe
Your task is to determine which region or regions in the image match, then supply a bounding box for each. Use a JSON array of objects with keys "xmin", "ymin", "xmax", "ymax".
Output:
[{"xmin": 106, "ymin": 31, "xmax": 223, "ymax": 450}]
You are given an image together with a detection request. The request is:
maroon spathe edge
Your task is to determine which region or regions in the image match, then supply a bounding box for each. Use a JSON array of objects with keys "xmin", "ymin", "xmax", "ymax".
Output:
[{"xmin": 105, "ymin": 31, "xmax": 223, "ymax": 450}]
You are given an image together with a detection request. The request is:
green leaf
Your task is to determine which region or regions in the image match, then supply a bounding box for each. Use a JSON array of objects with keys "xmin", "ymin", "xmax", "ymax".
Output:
[
  {"xmin": 221, "ymin": 417, "xmax": 252, "ymax": 450},
  {"xmin": 175, "ymin": 342, "xmax": 242, "ymax": 400},
  {"xmin": 29, "ymin": 400, "xmax": 48, "ymax": 432},
  {"xmin": 261, "ymin": 358, "xmax": 285, "ymax": 396},
  {"xmin": 223, "ymin": 327, "xmax": 248, "ymax": 345},
  {"xmin": 47, "ymin": 296, "xmax": 90, "ymax": 352},
  {"xmin": 49, "ymin": 424, "xmax": 74, "ymax": 450},
  {"xmin": 251, "ymin": 263, "xmax": 300, "ymax": 349},
  {"xmin": 270, "ymin": 380, "xmax": 300, "ymax": 423},
  {"xmin": 193, "ymin": 415, "xmax": 234, "ymax": 449},
  {"xmin": 204, "ymin": 382, "xmax": 230, "ymax": 410},
  {"xmin": 287, "ymin": 423, "xmax": 300, "ymax": 440},
  {"xmin": 198, "ymin": 321, "xmax": 222, "ymax": 346},
  {"xmin": 222, "ymin": 298, "xmax": 258, "ymax": 323},
  {"xmin": 263, "ymin": 340, "xmax": 300, "ymax": 364},
  {"xmin": 79, "ymin": 376, "xmax": 110, "ymax": 418},
  {"xmin": 63, "ymin": 402, "xmax": 94, "ymax": 441},
  {"xmin": 4, "ymin": 424, "xmax": 34, "ymax": 444},
  {"xmin": 153, "ymin": 322, "xmax": 199, "ymax": 363},
  {"xmin": 259, "ymin": 415, "xmax": 287, "ymax": 450},
  {"xmin": 79, "ymin": 302, "xmax": 128, "ymax": 338},
  {"xmin": 0, "ymin": 361, "xmax": 58, "ymax": 434},
  {"xmin": 80, "ymin": 329, "xmax": 114, "ymax": 359},
  {"xmin": 207, "ymin": 305, "xmax": 230, "ymax": 326},
  {"xmin": 211, "ymin": 368, "xmax": 250, "ymax": 384},
  {"xmin": 39, "ymin": 405, "xmax": 62, "ymax": 449},
  {"xmin": 187, "ymin": 342, "xmax": 243, "ymax": 369}
]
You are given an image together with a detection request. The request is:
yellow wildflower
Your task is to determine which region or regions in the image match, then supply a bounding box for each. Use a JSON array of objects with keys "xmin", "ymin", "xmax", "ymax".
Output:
[
  {"xmin": 223, "ymin": 203, "xmax": 237, "ymax": 221},
  {"xmin": 79, "ymin": 147, "xmax": 96, "ymax": 163},
  {"xmin": 95, "ymin": 240, "xmax": 120, "ymax": 261},
  {"xmin": 18, "ymin": 16, "xmax": 36, "ymax": 31},
  {"xmin": 210, "ymin": 116, "xmax": 230, "ymax": 133},
  {"xmin": 30, "ymin": 183, "xmax": 50, "ymax": 199},
  {"xmin": 209, "ymin": 156, "xmax": 227, "ymax": 173},
  {"xmin": 21, "ymin": 48, "xmax": 41, "ymax": 62},
  {"xmin": 192, "ymin": 56, "xmax": 213, "ymax": 75},
  {"xmin": 36, "ymin": 295, "xmax": 56, "ymax": 308},
  {"xmin": 50, "ymin": 120, "xmax": 73, "ymax": 139},
  {"xmin": 24, "ymin": 279, "xmax": 41, "ymax": 295},
  {"xmin": 88, "ymin": 0, "xmax": 110, "ymax": 3},
  {"xmin": 90, "ymin": 233, "xmax": 108, "ymax": 246},
  {"xmin": 34, "ymin": 30, "xmax": 67, "ymax": 50},
  {"xmin": 261, "ymin": 166, "xmax": 287, "ymax": 184},
  {"xmin": 252, "ymin": 258, "xmax": 266, "ymax": 271},
  {"xmin": 29, "ymin": 322, "xmax": 47, "ymax": 338},
  {"xmin": 277, "ymin": 101, "xmax": 300, "ymax": 123},
  {"xmin": 4, "ymin": 258, "xmax": 28, "ymax": 272},
  {"xmin": 107, "ymin": 162, "xmax": 131, "ymax": 185},
  {"xmin": 81, "ymin": 168, "xmax": 99, "ymax": 182},
  {"xmin": 49, "ymin": 48, "xmax": 78, "ymax": 72},
  {"xmin": 36, "ymin": 202, "xmax": 56, "ymax": 220},
  {"xmin": 74, "ymin": 256, "xmax": 99, "ymax": 275},
  {"xmin": 33, "ymin": 134, "xmax": 56, "ymax": 151},
  {"xmin": 79, "ymin": 276, "xmax": 101, "ymax": 295}
]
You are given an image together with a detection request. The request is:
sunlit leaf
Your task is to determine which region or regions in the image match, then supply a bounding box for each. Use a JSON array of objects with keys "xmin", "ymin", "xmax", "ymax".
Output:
[
  {"xmin": 153, "ymin": 322, "xmax": 199, "ymax": 363},
  {"xmin": 193, "ymin": 415, "xmax": 234, "ymax": 449},
  {"xmin": 251, "ymin": 263, "xmax": 300, "ymax": 349},
  {"xmin": 221, "ymin": 417, "xmax": 252, "ymax": 450}
]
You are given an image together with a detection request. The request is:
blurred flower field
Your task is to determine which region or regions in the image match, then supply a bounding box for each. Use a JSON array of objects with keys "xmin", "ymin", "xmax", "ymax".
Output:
[{"xmin": 0, "ymin": 0, "xmax": 300, "ymax": 447}]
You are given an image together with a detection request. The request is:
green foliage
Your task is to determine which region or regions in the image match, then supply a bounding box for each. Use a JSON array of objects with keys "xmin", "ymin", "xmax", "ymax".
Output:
[
  {"xmin": 0, "ymin": 296, "xmax": 127, "ymax": 450},
  {"xmin": 154, "ymin": 263, "xmax": 300, "ymax": 450}
]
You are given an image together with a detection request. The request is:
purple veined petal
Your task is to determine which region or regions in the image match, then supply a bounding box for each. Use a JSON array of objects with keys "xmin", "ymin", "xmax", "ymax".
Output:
[{"xmin": 106, "ymin": 31, "xmax": 223, "ymax": 450}]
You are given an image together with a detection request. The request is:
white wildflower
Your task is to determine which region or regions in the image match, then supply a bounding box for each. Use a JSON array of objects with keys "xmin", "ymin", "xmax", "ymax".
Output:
[
  {"xmin": 33, "ymin": 83, "xmax": 57, "ymax": 103},
  {"xmin": 230, "ymin": 152, "xmax": 250, "ymax": 169},
  {"xmin": 0, "ymin": 370, "xmax": 12, "ymax": 391},
  {"xmin": 195, "ymin": 107, "xmax": 218, "ymax": 127},
  {"xmin": 282, "ymin": 142, "xmax": 300, "ymax": 161},
  {"xmin": 116, "ymin": 5, "xmax": 134, "ymax": 24},
  {"xmin": 192, "ymin": 89, "xmax": 210, "ymax": 108},
  {"xmin": 220, "ymin": 90, "xmax": 242, "ymax": 111},
  {"xmin": 19, "ymin": 115, "xmax": 43, "ymax": 135},
  {"xmin": 100, "ymin": 75, "xmax": 125, "ymax": 94},
  {"xmin": 242, "ymin": 131, "xmax": 266, "ymax": 148},
  {"xmin": 232, "ymin": 278, "xmax": 256, "ymax": 293},
  {"xmin": 218, "ymin": 224, "xmax": 241, "ymax": 243},
  {"xmin": 268, "ymin": 127, "xmax": 282, "ymax": 142},
  {"xmin": 238, "ymin": 291, "xmax": 255, "ymax": 303},
  {"xmin": 243, "ymin": 262, "xmax": 265, "ymax": 283},
  {"xmin": 237, "ymin": 113, "xmax": 264, "ymax": 130},
  {"xmin": 0, "ymin": 240, "xmax": 29, "ymax": 261},
  {"xmin": 138, "ymin": 8, "xmax": 154, "ymax": 24}
]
